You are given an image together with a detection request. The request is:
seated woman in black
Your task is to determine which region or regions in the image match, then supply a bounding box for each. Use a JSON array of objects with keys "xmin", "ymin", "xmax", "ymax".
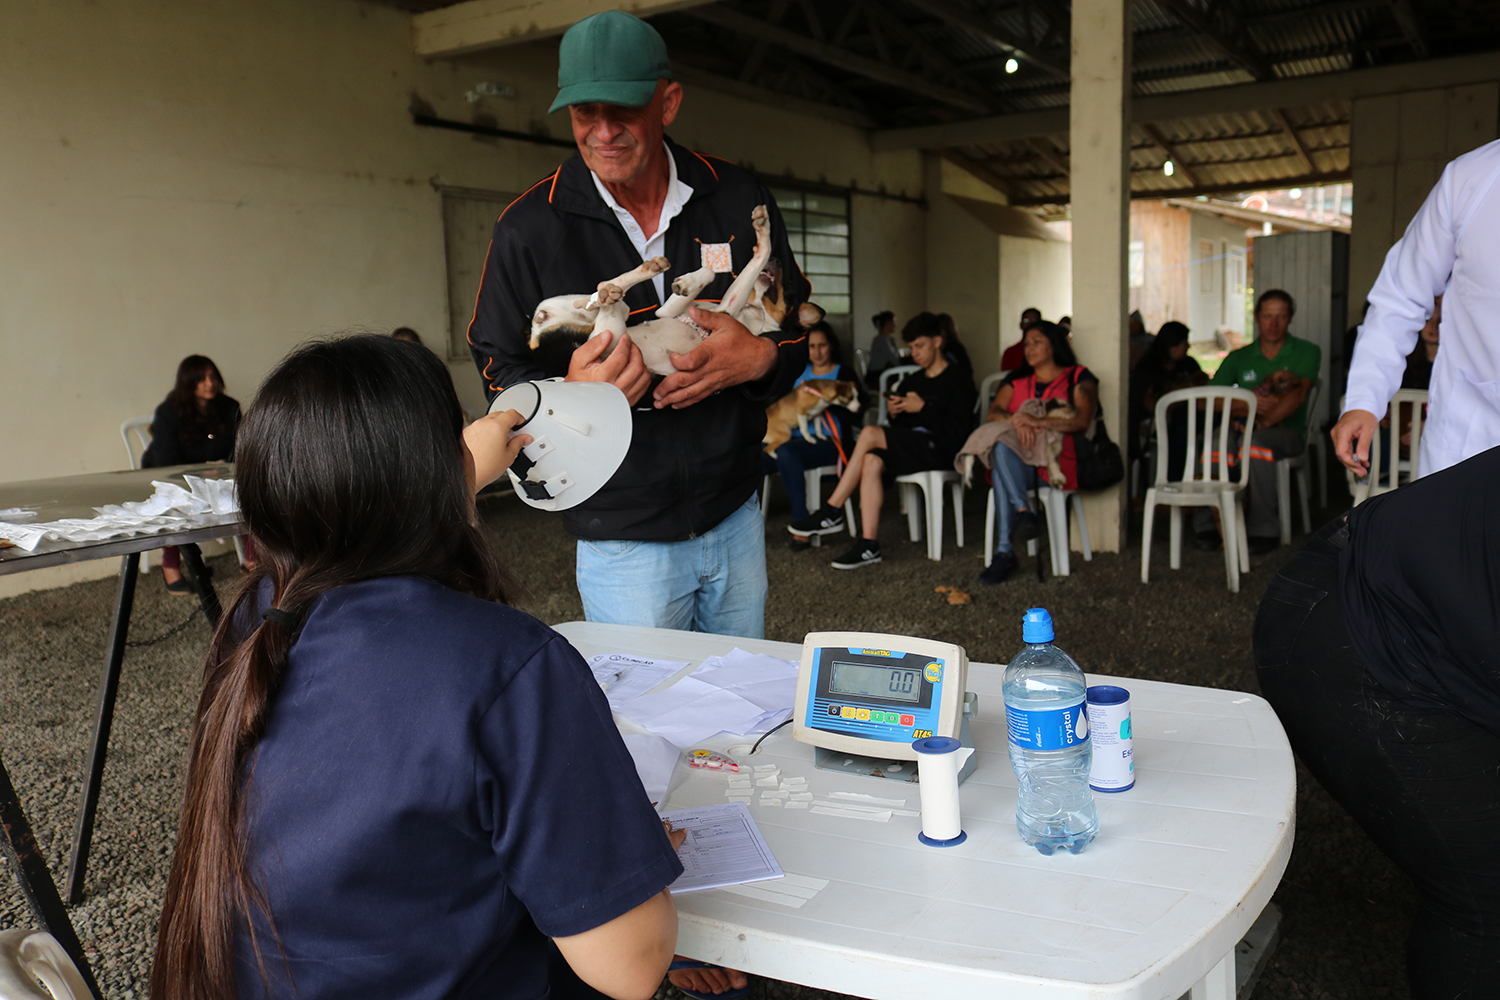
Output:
[
  {"xmin": 1128, "ymin": 321, "xmax": 1207, "ymax": 482},
  {"xmin": 141, "ymin": 355, "xmax": 251, "ymax": 594},
  {"xmin": 151, "ymin": 336, "xmax": 683, "ymax": 1000},
  {"xmin": 788, "ymin": 312, "xmax": 976, "ymax": 569}
]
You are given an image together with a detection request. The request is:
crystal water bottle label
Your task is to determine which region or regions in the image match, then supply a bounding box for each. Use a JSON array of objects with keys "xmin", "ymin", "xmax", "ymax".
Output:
[{"xmin": 1006, "ymin": 700, "xmax": 1090, "ymax": 751}]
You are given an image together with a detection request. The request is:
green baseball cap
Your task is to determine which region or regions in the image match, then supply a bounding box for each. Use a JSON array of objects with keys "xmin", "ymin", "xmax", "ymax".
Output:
[{"xmin": 549, "ymin": 10, "xmax": 674, "ymax": 113}]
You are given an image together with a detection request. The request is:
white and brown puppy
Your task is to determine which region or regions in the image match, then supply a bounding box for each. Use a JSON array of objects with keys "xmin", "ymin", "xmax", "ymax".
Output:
[
  {"xmin": 528, "ymin": 205, "xmax": 780, "ymax": 377},
  {"xmin": 763, "ymin": 379, "xmax": 861, "ymax": 457}
]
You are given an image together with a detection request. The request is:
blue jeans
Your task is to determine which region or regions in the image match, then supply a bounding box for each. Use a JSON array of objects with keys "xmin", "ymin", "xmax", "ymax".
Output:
[
  {"xmin": 761, "ymin": 436, "xmax": 841, "ymax": 520},
  {"xmin": 989, "ymin": 442, "xmax": 1035, "ymax": 554},
  {"xmin": 575, "ymin": 494, "xmax": 768, "ymax": 638}
]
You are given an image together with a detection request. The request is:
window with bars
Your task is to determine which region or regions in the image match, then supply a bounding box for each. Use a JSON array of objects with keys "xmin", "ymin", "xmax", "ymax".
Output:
[{"xmin": 768, "ymin": 186, "xmax": 851, "ymax": 316}]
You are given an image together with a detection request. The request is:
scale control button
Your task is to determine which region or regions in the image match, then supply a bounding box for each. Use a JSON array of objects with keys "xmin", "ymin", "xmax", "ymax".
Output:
[
  {"xmin": 871, "ymin": 710, "xmax": 887, "ymax": 724},
  {"xmin": 841, "ymin": 706, "xmax": 856, "ymax": 719},
  {"xmin": 900, "ymin": 714, "xmax": 915, "ymax": 727},
  {"xmin": 827, "ymin": 705, "xmax": 841, "ymax": 717},
  {"xmin": 856, "ymin": 708, "xmax": 871, "ymax": 721}
]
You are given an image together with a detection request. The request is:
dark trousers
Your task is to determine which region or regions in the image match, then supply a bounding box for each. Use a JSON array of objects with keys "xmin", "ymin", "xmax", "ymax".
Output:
[{"xmin": 1254, "ymin": 519, "xmax": 1500, "ymax": 1000}]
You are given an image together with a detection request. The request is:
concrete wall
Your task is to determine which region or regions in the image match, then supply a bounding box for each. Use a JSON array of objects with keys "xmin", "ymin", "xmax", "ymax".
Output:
[
  {"xmin": 1349, "ymin": 83, "xmax": 1499, "ymax": 311},
  {"xmin": 0, "ymin": 0, "xmax": 923, "ymax": 595},
  {"xmin": 997, "ymin": 236, "xmax": 1073, "ymax": 371}
]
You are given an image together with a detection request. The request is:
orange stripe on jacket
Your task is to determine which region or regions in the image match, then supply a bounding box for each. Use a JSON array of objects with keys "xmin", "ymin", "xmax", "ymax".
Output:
[{"xmin": 1249, "ymin": 446, "xmax": 1277, "ymax": 463}]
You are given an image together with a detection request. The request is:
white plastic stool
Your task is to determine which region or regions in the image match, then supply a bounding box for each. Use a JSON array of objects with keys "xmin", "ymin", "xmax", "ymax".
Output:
[{"xmin": 895, "ymin": 470, "xmax": 965, "ymax": 561}]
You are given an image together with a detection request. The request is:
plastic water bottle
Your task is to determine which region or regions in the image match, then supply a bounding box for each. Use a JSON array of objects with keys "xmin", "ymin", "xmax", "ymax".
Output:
[{"xmin": 1003, "ymin": 607, "xmax": 1099, "ymax": 855}]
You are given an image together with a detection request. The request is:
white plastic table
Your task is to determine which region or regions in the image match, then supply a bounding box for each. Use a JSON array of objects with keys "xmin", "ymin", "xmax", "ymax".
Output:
[{"xmin": 555, "ymin": 622, "xmax": 1295, "ymax": 1000}]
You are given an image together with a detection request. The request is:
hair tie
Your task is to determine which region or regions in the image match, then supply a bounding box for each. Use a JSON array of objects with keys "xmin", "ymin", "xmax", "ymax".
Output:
[{"xmin": 260, "ymin": 608, "xmax": 297, "ymax": 628}]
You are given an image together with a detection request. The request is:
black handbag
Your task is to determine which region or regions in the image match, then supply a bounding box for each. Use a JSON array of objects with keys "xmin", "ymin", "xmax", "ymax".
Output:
[{"xmin": 1070, "ymin": 369, "xmax": 1126, "ymax": 490}]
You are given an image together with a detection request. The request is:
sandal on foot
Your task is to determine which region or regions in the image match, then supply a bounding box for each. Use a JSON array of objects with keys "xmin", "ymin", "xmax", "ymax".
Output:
[{"xmin": 164, "ymin": 578, "xmax": 194, "ymax": 596}]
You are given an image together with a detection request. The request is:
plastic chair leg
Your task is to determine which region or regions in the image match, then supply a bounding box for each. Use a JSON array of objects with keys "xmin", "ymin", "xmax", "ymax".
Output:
[
  {"xmin": 1221, "ymin": 495, "xmax": 1241, "ymax": 593},
  {"xmin": 925, "ymin": 483, "xmax": 944, "ymax": 561},
  {"xmin": 1140, "ymin": 493, "xmax": 1157, "ymax": 583},
  {"xmin": 1071, "ymin": 493, "xmax": 1092, "ymax": 561},
  {"xmin": 903, "ymin": 482, "xmax": 924, "ymax": 542},
  {"xmin": 1236, "ymin": 500, "xmax": 1251, "ymax": 576},
  {"xmin": 983, "ymin": 491, "xmax": 995, "ymax": 560},
  {"xmin": 949, "ymin": 479, "xmax": 965, "ymax": 550},
  {"xmin": 1168, "ymin": 507, "xmax": 1183, "ymax": 571},
  {"xmin": 1276, "ymin": 461, "xmax": 1292, "ymax": 546},
  {"xmin": 1296, "ymin": 464, "xmax": 1313, "ymax": 534},
  {"xmin": 1047, "ymin": 492, "xmax": 1070, "ymax": 576}
]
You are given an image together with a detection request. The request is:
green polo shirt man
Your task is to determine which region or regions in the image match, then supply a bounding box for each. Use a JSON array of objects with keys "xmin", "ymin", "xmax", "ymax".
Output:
[{"xmin": 1195, "ymin": 289, "xmax": 1321, "ymax": 555}]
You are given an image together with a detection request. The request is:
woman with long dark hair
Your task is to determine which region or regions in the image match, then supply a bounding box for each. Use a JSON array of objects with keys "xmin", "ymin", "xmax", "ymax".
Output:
[
  {"xmin": 152, "ymin": 336, "xmax": 682, "ymax": 1000},
  {"xmin": 142, "ymin": 355, "xmax": 247, "ymax": 593}
]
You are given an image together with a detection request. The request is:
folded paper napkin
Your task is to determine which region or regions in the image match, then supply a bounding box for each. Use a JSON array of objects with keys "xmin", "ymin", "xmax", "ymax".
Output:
[{"xmin": 0, "ymin": 477, "xmax": 239, "ymax": 552}]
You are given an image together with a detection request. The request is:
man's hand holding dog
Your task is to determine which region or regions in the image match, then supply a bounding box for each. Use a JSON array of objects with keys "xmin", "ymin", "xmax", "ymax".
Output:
[
  {"xmin": 566, "ymin": 329, "xmax": 653, "ymax": 406},
  {"xmin": 653, "ymin": 307, "xmax": 778, "ymax": 410}
]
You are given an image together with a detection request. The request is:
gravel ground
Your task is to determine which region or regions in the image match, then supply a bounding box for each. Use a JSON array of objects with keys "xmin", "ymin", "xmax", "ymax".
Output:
[{"xmin": 1, "ymin": 482, "xmax": 1416, "ymax": 1000}]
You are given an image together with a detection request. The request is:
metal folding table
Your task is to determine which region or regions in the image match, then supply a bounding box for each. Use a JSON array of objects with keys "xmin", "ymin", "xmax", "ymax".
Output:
[{"xmin": 0, "ymin": 464, "xmax": 241, "ymax": 997}]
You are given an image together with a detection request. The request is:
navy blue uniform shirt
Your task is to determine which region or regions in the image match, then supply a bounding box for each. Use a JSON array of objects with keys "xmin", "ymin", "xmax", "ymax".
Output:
[{"xmin": 234, "ymin": 576, "xmax": 682, "ymax": 999}]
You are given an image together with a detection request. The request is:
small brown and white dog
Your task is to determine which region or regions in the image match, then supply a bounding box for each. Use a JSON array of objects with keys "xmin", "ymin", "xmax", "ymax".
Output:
[
  {"xmin": 1255, "ymin": 368, "xmax": 1302, "ymax": 400},
  {"xmin": 763, "ymin": 379, "xmax": 860, "ymax": 457},
  {"xmin": 528, "ymin": 205, "xmax": 783, "ymax": 377}
]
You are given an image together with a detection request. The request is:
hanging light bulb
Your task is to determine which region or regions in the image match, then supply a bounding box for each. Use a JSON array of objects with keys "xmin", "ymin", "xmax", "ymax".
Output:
[
  {"xmin": 1163, "ymin": 160, "xmax": 1175, "ymax": 177},
  {"xmin": 1005, "ymin": 57, "xmax": 1019, "ymax": 74}
]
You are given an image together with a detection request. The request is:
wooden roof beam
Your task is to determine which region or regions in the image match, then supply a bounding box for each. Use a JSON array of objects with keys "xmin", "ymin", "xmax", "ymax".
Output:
[
  {"xmin": 413, "ymin": 0, "xmax": 710, "ymax": 58},
  {"xmin": 899, "ymin": 0, "xmax": 1070, "ymax": 78},
  {"xmin": 687, "ymin": 5, "xmax": 990, "ymax": 114},
  {"xmin": 1139, "ymin": 123, "xmax": 1202, "ymax": 187},
  {"xmin": 1269, "ymin": 108, "xmax": 1316, "ymax": 174},
  {"xmin": 1154, "ymin": 0, "xmax": 1272, "ymax": 81}
]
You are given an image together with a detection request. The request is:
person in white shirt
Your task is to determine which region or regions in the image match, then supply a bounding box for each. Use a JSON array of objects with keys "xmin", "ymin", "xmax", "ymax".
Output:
[{"xmin": 1332, "ymin": 138, "xmax": 1500, "ymax": 478}]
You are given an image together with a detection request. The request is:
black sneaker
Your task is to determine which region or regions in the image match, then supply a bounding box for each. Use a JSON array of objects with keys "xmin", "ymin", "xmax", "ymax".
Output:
[
  {"xmin": 1011, "ymin": 510, "xmax": 1040, "ymax": 543},
  {"xmin": 979, "ymin": 550, "xmax": 1018, "ymax": 585},
  {"xmin": 831, "ymin": 541, "xmax": 881, "ymax": 570},
  {"xmin": 788, "ymin": 504, "xmax": 846, "ymax": 536}
]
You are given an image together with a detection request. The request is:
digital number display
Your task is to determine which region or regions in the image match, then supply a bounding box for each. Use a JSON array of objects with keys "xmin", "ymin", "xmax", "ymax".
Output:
[{"xmin": 828, "ymin": 661, "xmax": 922, "ymax": 703}]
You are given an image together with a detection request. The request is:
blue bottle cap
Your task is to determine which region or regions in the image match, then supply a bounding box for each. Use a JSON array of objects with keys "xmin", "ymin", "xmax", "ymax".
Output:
[{"xmin": 1022, "ymin": 607, "xmax": 1054, "ymax": 643}]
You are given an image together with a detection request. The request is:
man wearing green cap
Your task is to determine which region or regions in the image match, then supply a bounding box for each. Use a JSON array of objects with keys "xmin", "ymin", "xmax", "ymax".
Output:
[{"xmin": 467, "ymin": 9, "xmax": 810, "ymax": 650}]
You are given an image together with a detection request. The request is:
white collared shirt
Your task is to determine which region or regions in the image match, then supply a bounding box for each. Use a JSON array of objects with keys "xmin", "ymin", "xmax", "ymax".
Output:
[
  {"xmin": 1345, "ymin": 138, "xmax": 1500, "ymax": 476},
  {"xmin": 590, "ymin": 143, "xmax": 694, "ymax": 304}
]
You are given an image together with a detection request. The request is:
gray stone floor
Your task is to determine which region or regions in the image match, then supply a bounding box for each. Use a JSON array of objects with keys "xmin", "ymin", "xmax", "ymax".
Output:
[{"xmin": 1, "ymin": 486, "xmax": 1414, "ymax": 999}]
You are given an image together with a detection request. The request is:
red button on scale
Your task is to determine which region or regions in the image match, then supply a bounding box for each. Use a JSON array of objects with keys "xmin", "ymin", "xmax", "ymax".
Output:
[{"xmin": 900, "ymin": 714, "xmax": 915, "ymax": 726}]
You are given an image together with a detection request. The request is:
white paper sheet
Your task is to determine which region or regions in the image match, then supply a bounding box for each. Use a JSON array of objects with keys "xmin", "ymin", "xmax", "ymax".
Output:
[
  {"xmin": 620, "ymin": 733, "xmax": 680, "ymax": 805},
  {"xmin": 661, "ymin": 801, "xmax": 783, "ymax": 893},
  {"xmin": 586, "ymin": 653, "xmax": 687, "ymax": 711},
  {"xmin": 614, "ymin": 676, "xmax": 769, "ymax": 748}
]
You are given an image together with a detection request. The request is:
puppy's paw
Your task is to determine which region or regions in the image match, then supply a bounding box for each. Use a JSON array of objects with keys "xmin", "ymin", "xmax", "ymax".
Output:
[
  {"xmin": 671, "ymin": 275, "xmax": 696, "ymax": 298},
  {"xmin": 751, "ymin": 204, "xmax": 769, "ymax": 237},
  {"xmin": 595, "ymin": 282, "xmax": 624, "ymax": 306},
  {"xmin": 647, "ymin": 256, "xmax": 670, "ymax": 274}
]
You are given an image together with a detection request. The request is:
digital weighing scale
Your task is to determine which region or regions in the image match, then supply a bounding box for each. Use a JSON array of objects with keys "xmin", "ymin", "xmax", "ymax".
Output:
[{"xmin": 792, "ymin": 631, "xmax": 977, "ymax": 784}]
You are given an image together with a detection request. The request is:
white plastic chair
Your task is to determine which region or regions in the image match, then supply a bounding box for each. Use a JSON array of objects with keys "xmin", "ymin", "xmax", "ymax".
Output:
[
  {"xmin": 1275, "ymin": 381, "xmax": 1320, "ymax": 545},
  {"xmin": 1141, "ymin": 387, "xmax": 1258, "ymax": 593},
  {"xmin": 1350, "ymin": 389, "xmax": 1428, "ymax": 506},
  {"xmin": 877, "ymin": 365, "xmax": 920, "ymax": 426},
  {"xmin": 0, "ymin": 930, "xmax": 91, "ymax": 1000},
  {"xmin": 122, "ymin": 413, "xmax": 246, "ymax": 568},
  {"xmin": 895, "ymin": 470, "xmax": 965, "ymax": 561},
  {"xmin": 982, "ymin": 485, "xmax": 1092, "ymax": 576},
  {"xmin": 762, "ymin": 465, "xmax": 856, "ymax": 545},
  {"xmin": 976, "ymin": 371, "xmax": 1007, "ymax": 421}
]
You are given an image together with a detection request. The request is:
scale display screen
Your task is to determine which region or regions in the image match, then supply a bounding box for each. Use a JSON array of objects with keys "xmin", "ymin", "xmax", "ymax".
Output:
[
  {"xmin": 793, "ymin": 631, "xmax": 968, "ymax": 760},
  {"xmin": 828, "ymin": 661, "xmax": 922, "ymax": 703}
]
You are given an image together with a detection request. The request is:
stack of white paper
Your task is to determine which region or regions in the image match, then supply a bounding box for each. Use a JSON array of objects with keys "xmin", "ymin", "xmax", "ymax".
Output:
[
  {"xmin": 0, "ymin": 478, "xmax": 239, "ymax": 552},
  {"xmin": 613, "ymin": 647, "xmax": 799, "ymax": 748}
]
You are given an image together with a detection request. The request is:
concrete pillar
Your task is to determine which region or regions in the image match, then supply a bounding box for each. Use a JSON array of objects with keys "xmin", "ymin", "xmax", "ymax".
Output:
[{"xmin": 1068, "ymin": 0, "xmax": 1131, "ymax": 553}]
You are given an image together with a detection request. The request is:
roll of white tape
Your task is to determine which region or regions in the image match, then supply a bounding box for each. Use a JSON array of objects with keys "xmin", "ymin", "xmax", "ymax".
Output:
[{"xmin": 913, "ymin": 737, "xmax": 969, "ymax": 847}]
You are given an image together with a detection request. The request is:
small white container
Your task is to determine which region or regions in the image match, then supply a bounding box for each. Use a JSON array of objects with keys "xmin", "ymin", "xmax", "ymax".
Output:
[{"xmin": 1086, "ymin": 685, "xmax": 1134, "ymax": 792}]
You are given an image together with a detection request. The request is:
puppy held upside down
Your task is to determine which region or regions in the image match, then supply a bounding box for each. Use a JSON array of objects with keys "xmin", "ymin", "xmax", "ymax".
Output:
[{"xmin": 528, "ymin": 205, "xmax": 786, "ymax": 378}]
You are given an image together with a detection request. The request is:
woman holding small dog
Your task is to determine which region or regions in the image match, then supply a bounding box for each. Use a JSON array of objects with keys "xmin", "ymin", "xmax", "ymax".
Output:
[
  {"xmin": 789, "ymin": 313, "xmax": 976, "ymax": 569},
  {"xmin": 766, "ymin": 322, "xmax": 864, "ymax": 550},
  {"xmin": 979, "ymin": 321, "xmax": 1098, "ymax": 584}
]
